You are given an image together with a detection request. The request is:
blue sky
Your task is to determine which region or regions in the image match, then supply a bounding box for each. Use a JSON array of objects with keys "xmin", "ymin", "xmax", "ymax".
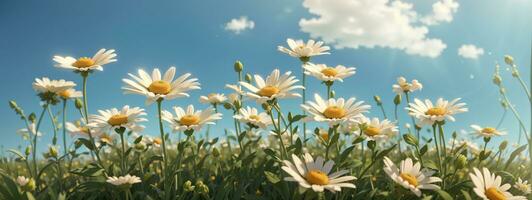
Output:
[{"xmin": 0, "ymin": 0, "xmax": 531, "ymax": 153}]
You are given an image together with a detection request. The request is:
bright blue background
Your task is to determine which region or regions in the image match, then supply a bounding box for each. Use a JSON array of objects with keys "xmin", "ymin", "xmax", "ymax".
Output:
[{"xmin": 0, "ymin": 0, "xmax": 531, "ymax": 153}]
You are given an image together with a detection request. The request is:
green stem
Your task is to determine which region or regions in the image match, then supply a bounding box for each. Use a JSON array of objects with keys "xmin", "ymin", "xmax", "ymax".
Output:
[
  {"xmin": 432, "ymin": 125, "xmax": 443, "ymax": 176},
  {"xmin": 33, "ymin": 104, "xmax": 48, "ymax": 183},
  {"xmin": 156, "ymin": 99, "xmax": 169, "ymax": 197},
  {"xmin": 119, "ymin": 131, "xmax": 126, "ymax": 174},
  {"xmin": 302, "ymin": 63, "xmax": 307, "ymax": 146},
  {"xmin": 62, "ymin": 100, "xmax": 68, "ymax": 160},
  {"xmin": 81, "ymin": 74, "xmax": 106, "ymax": 170},
  {"xmin": 437, "ymin": 123, "xmax": 447, "ymax": 187},
  {"xmin": 405, "ymin": 93, "xmax": 419, "ymax": 139},
  {"xmin": 47, "ymin": 106, "xmax": 58, "ymax": 146}
]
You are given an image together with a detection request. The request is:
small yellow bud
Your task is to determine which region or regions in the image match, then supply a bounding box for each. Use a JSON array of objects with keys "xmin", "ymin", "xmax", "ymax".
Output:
[{"xmin": 234, "ymin": 60, "xmax": 243, "ymax": 72}]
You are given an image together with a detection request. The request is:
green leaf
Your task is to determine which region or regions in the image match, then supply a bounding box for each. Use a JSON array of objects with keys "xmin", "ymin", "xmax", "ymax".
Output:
[
  {"xmin": 460, "ymin": 190, "xmax": 472, "ymax": 200},
  {"xmin": 420, "ymin": 145, "xmax": 428, "ymax": 155},
  {"xmin": 133, "ymin": 136, "xmax": 143, "ymax": 144},
  {"xmin": 264, "ymin": 171, "xmax": 280, "ymax": 184},
  {"xmin": 78, "ymin": 138, "xmax": 95, "ymax": 150},
  {"xmin": 435, "ymin": 189, "xmax": 453, "ymax": 200},
  {"xmin": 504, "ymin": 144, "xmax": 527, "ymax": 170},
  {"xmin": 339, "ymin": 146, "xmax": 355, "ymax": 162}
]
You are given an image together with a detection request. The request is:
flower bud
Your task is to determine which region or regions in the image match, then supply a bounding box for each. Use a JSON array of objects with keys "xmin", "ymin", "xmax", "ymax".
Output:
[
  {"xmin": 28, "ymin": 113, "xmax": 36, "ymax": 123},
  {"xmin": 25, "ymin": 146, "xmax": 31, "ymax": 156},
  {"xmin": 212, "ymin": 147, "xmax": 220, "ymax": 157},
  {"xmin": 499, "ymin": 140, "xmax": 508, "ymax": 151},
  {"xmin": 183, "ymin": 180, "xmax": 195, "ymax": 192},
  {"xmin": 135, "ymin": 143, "xmax": 146, "ymax": 151},
  {"xmin": 330, "ymin": 90, "xmax": 335, "ymax": 98},
  {"xmin": 9, "ymin": 100, "xmax": 18, "ymax": 109},
  {"xmin": 75, "ymin": 98, "xmax": 83, "ymax": 109},
  {"xmin": 196, "ymin": 181, "xmax": 209, "ymax": 195},
  {"xmin": 492, "ymin": 74, "xmax": 502, "ymax": 86},
  {"xmin": 49, "ymin": 146, "xmax": 58, "ymax": 158},
  {"xmin": 261, "ymin": 103, "xmax": 271, "ymax": 112},
  {"xmin": 24, "ymin": 178, "xmax": 36, "ymax": 191},
  {"xmin": 373, "ymin": 96, "xmax": 382, "ymax": 105},
  {"xmin": 223, "ymin": 102, "xmax": 233, "ymax": 110},
  {"xmin": 511, "ymin": 68, "xmax": 519, "ymax": 77},
  {"xmin": 234, "ymin": 60, "xmax": 243, "ymax": 72},
  {"xmin": 245, "ymin": 73, "xmax": 252, "ymax": 83},
  {"xmin": 393, "ymin": 94, "xmax": 401, "ymax": 105},
  {"xmin": 455, "ymin": 154, "xmax": 467, "ymax": 169},
  {"xmin": 504, "ymin": 55, "xmax": 514, "ymax": 65}
]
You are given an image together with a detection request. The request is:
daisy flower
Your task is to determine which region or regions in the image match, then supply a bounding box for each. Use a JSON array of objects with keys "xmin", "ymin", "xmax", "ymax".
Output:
[
  {"xmin": 514, "ymin": 177, "xmax": 531, "ymax": 194},
  {"xmin": 17, "ymin": 122, "xmax": 43, "ymax": 140},
  {"xmin": 16, "ymin": 176, "xmax": 31, "ymax": 186},
  {"xmin": 199, "ymin": 93, "xmax": 227, "ymax": 105},
  {"xmin": 406, "ymin": 98, "xmax": 468, "ymax": 127},
  {"xmin": 233, "ymin": 69, "xmax": 304, "ymax": 104},
  {"xmin": 106, "ymin": 174, "xmax": 141, "ymax": 186},
  {"xmin": 303, "ymin": 63, "xmax": 356, "ymax": 82},
  {"xmin": 392, "ymin": 77, "xmax": 422, "ymax": 95},
  {"xmin": 65, "ymin": 120, "xmax": 94, "ymax": 137},
  {"xmin": 469, "ymin": 167, "xmax": 527, "ymax": 200},
  {"xmin": 53, "ymin": 49, "xmax": 117, "ymax": 72},
  {"xmin": 281, "ymin": 153, "xmax": 356, "ymax": 193},
  {"xmin": 162, "ymin": 105, "xmax": 222, "ymax": 132},
  {"xmin": 233, "ymin": 106, "xmax": 273, "ymax": 129},
  {"xmin": 470, "ymin": 125, "xmax": 507, "ymax": 138},
  {"xmin": 33, "ymin": 77, "xmax": 76, "ymax": 94},
  {"xmin": 383, "ymin": 156, "xmax": 442, "ymax": 197},
  {"xmin": 56, "ymin": 88, "xmax": 82, "ymax": 100},
  {"xmin": 277, "ymin": 38, "xmax": 330, "ymax": 60},
  {"xmin": 122, "ymin": 66, "xmax": 201, "ymax": 105},
  {"xmin": 357, "ymin": 117, "xmax": 398, "ymax": 141},
  {"xmin": 301, "ymin": 93, "xmax": 370, "ymax": 126},
  {"xmin": 88, "ymin": 105, "xmax": 147, "ymax": 135}
]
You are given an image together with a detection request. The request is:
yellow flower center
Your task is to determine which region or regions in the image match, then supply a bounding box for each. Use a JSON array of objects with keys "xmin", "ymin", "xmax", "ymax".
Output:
[
  {"xmin": 323, "ymin": 106, "xmax": 346, "ymax": 119},
  {"xmin": 249, "ymin": 115, "xmax": 260, "ymax": 121},
  {"xmin": 482, "ymin": 127, "xmax": 496, "ymax": 134},
  {"xmin": 400, "ymin": 83, "xmax": 410, "ymax": 91},
  {"xmin": 107, "ymin": 114, "xmax": 128, "ymax": 126},
  {"xmin": 425, "ymin": 107, "xmax": 446, "ymax": 116},
  {"xmin": 257, "ymin": 86, "xmax": 280, "ymax": 97},
  {"xmin": 100, "ymin": 134, "xmax": 113, "ymax": 144},
  {"xmin": 364, "ymin": 126, "xmax": 381, "ymax": 137},
  {"xmin": 320, "ymin": 132, "xmax": 329, "ymax": 141},
  {"xmin": 321, "ymin": 68, "xmax": 338, "ymax": 77},
  {"xmin": 72, "ymin": 57, "xmax": 95, "ymax": 68},
  {"xmin": 485, "ymin": 187, "xmax": 506, "ymax": 200},
  {"xmin": 305, "ymin": 170, "xmax": 329, "ymax": 185},
  {"xmin": 153, "ymin": 138, "xmax": 162, "ymax": 145},
  {"xmin": 399, "ymin": 173, "xmax": 418, "ymax": 187},
  {"xmin": 58, "ymin": 90, "xmax": 71, "ymax": 98},
  {"xmin": 180, "ymin": 115, "xmax": 200, "ymax": 126},
  {"xmin": 148, "ymin": 80, "xmax": 172, "ymax": 95}
]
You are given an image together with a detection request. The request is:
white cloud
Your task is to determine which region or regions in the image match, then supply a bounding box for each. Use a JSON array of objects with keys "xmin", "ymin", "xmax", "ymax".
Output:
[
  {"xmin": 458, "ymin": 44, "xmax": 484, "ymax": 59},
  {"xmin": 224, "ymin": 16, "xmax": 255, "ymax": 34},
  {"xmin": 299, "ymin": 0, "xmax": 460, "ymax": 58},
  {"xmin": 421, "ymin": 0, "xmax": 459, "ymax": 25}
]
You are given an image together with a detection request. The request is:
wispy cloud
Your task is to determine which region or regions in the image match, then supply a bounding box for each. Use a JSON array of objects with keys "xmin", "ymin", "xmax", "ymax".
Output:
[
  {"xmin": 224, "ymin": 16, "xmax": 255, "ymax": 34},
  {"xmin": 299, "ymin": 0, "xmax": 459, "ymax": 58},
  {"xmin": 458, "ymin": 44, "xmax": 484, "ymax": 59}
]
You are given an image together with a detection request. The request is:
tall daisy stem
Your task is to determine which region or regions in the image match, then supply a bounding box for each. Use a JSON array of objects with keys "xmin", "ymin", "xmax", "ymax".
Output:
[
  {"xmin": 405, "ymin": 93, "xmax": 419, "ymax": 139},
  {"xmin": 62, "ymin": 100, "xmax": 69, "ymax": 161},
  {"xmin": 431, "ymin": 125, "xmax": 443, "ymax": 178},
  {"xmin": 33, "ymin": 103, "xmax": 48, "ymax": 185},
  {"xmin": 81, "ymin": 73, "xmax": 105, "ymax": 171},
  {"xmin": 302, "ymin": 63, "xmax": 307, "ymax": 146},
  {"xmin": 156, "ymin": 99, "xmax": 169, "ymax": 196}
]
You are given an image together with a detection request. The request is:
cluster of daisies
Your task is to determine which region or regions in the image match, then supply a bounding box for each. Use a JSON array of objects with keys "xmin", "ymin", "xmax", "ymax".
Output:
[{"xmin": 12, "ymin": 38, "xmax": 530, "ymax": 199}]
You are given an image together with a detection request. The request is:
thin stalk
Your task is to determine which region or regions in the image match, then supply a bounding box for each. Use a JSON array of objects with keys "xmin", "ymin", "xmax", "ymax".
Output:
[
  {"xmin": 119, "ymin": 131, "xmax": 126, "ymax": 174},
  {"xmin": 156, "ymin": 99, "xmax": 169, "ymax": 198},
  {"xmin": 61, "ymin": 100, "xmax": 69, "ymax": 160},
  {"xmin": 81, "ymin": 74, "xmax": 105, "ymax": 169},
  {"xmin": 405, "ymin": 93, "xmax": 419, "ymax": 139},
  {"xmin": 302, "ymin": 63, "xmax": 307, "ymax": 146},
  {"xmin": 32, "ymin": 103, "xmax": 48, "ymax": 188},
  {"xmin": 431, "ymin": 125, "xmax": 443, "ymax": 177},
  {"xmin": 47, "ymin": 106, "xmax": 58, "ymax": 145}
]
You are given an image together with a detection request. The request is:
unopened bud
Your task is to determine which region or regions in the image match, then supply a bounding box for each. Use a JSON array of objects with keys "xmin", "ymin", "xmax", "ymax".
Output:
[
  {"xmin": 212, "ymin": 147, "xmax": 220, "ymax": 157},
  {"xmin": 28, "ymin": 113, "xmax": 36, "ymax": 123},
  {"xmin": 393, "ymin": 94, "xmax": 402, "ymax": 105},
  {"xmin": 183, "ymin": 180, "xmax": 195, "ymax": 192},
  {"xmin": 504, "ymin": 55, "xmax": 514, "ymax": 65},
  {"xmin": 24, "ymin": 179, "xmax": 36, "ymax": 191},
  {"xmin": 499, "ymin": 140, "xmax": 508, "ymax": 151},
  {"xmin": 49, "ymin": 146, "xmax": 58, "ymax": 158},
  {"xmin": 75, "ymin": 98, "xmax": 83, "ymax": 109},
  {"xmin": 234, "ymin": 60, "xmax": 243, "ymax": 72},
  {"xmin": 261, "ymin": 103, "xmax": 271, "ymax": 112},
  {"xmin": 135, "ymin": 143, "xmax": 146, "ymax": 151},
  {"xmin": 492, "ymin": 74, "xmax": 502, "ymax": 86},
  {"xmin": 330, "ymin": 90, "xmax": 335, "ymax": 98},
  {"xmin": 373, "ymin": 96, "xmax": 382, "ymax": 105},
  {"xmin": 455, "ymin": 155, "xmax": 467, "ymax": 169},
  {"xmin": 511, "ymin": 68, "xmax": 519, "ymax": 77},
  {"xmin": 245, "ymin": 73, "xmax": 252, "ymax": 83},
  {"xmin": 25, "ymin": 146, "xmax": 31, "ymax": 156},
  {"xmin": 223, "ymin": 102, "xmax": 233, "ymax": 110}
]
